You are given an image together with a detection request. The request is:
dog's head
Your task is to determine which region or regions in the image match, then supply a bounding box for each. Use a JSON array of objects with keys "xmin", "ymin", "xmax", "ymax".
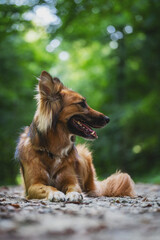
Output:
[{"xmin": 35, "ymin": 71, "xmax": 110, "ymax": 140}]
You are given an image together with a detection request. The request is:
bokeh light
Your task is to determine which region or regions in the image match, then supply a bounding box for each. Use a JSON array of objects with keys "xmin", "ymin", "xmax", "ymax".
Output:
[{"xmin": 59, "ymin": 51, "xmax": 70, "ymax": 61}]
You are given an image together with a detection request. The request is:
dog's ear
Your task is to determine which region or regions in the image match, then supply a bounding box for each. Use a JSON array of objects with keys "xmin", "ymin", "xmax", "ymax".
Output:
[
  {"xmin": 35, "ymin": 71, "xmax": 64, "ymax": 132},
  {"xmin": 39, "ymin": 71, "xmax": 63, "ymax": 96}
]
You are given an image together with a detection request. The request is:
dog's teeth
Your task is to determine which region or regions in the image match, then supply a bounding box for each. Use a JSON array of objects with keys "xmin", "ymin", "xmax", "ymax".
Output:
[{"xmin": 77, "ymin": 121, "xmax": 82, "ymax": 126}]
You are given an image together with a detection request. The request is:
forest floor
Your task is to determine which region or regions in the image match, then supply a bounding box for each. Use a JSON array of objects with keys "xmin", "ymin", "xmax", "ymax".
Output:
[{"xmin": 0, "ymin": 184, "xmax": 160, "ymax": 240}]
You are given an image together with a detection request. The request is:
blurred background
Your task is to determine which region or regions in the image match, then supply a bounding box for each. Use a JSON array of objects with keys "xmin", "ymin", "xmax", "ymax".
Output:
[{"xmin": 0, "ymin": 0, "xmax": 160, "ymax": 185}]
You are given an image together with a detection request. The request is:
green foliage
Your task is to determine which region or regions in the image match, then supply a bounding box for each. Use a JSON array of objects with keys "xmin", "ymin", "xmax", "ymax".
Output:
[{"xmin": 0, "ymin": 0, "xmax": 160, "ymax": 185}]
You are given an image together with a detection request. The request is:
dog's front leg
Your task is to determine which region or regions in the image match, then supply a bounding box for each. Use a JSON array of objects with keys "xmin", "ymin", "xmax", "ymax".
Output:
[
  {"xmin": 27, "ymin": 183, "xmax": 66, "ymax": 202},
  {"xmin": 56, "ymin": 163, "xmax": 83, "ymax": 202}
]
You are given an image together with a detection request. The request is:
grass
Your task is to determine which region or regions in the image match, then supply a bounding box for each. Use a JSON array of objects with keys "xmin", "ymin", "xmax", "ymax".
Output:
[{"xmin": 134, "ymin": 174, "xmax": 160, "ymax": 184}]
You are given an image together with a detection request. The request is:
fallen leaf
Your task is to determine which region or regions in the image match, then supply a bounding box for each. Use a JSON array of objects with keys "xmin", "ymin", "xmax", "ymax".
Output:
[{"xmin": 10, "ymin": 203, "xmax": 20, "ymax": 208}]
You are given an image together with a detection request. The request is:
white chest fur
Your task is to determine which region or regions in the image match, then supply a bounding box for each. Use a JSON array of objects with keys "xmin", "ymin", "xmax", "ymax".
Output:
[
  {"xmin": 59, "ymin": 134, "xmax": 74, "ymax": 158},
  {"xmin": 49, "ymin": 135, "xmax": 75, "ymax": 181},
  {"xmin": 60, "ymin": 144, "xmax": 72, "ymax": 158}
]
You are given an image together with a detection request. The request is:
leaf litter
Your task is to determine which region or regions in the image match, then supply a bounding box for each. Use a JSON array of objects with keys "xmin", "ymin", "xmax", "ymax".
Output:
[{"xmin": 0, "ymin": 184, "xmax": 160, "ymax": 240}]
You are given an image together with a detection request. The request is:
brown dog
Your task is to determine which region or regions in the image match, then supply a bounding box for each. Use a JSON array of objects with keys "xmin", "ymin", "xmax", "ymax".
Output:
[{"xmin": 15, "ymin": 71, "xmax": 135, "ymax": 202}]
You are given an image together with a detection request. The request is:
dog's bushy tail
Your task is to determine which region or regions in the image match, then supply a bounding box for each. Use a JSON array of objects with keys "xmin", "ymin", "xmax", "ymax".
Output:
[
  {"xmin": 77, "ymin": 144, "xmax": 135, "ymax": 197},
  {"xmin": 95, "ymin": 171, "xmax": 135, "ymax": 197}
]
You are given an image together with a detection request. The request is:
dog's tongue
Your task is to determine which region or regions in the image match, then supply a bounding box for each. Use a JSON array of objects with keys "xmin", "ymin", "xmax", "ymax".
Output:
[{"xmin": 79, "ymin": 121, "xmax": 98, "ymax": 139}]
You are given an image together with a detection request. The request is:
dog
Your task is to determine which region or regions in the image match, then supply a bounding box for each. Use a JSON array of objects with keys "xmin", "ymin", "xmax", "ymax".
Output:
[{"xmin": 15, "ymin": 71, "xmax": 135, "ymax": 202}]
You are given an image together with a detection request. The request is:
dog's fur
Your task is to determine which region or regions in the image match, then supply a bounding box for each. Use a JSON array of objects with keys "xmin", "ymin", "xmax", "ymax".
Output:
[{"xmin": 15, "ymin": 71, "xmax": 135, "ymax": 202}]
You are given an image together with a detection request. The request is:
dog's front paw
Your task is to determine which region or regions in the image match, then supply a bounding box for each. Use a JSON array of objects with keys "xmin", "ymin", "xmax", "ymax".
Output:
[
  {"xmin": 48, "ymin": 191, "xmax": 66, "ymax": 202},
  {"xmin": 66, "ymin": 192, "xmax": 83, "ymax": 202}
]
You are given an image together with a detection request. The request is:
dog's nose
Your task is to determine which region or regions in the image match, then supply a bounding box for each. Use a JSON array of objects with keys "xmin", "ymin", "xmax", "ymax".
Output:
[{"xmin": 104, "ymin": 116, "xmax": 110, "ymax": 123}]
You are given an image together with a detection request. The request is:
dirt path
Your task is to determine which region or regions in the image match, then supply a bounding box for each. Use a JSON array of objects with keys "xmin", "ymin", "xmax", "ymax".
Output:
[{"xmin": 0, "ymin": 184, "xmax": 160, "ymax": 240}]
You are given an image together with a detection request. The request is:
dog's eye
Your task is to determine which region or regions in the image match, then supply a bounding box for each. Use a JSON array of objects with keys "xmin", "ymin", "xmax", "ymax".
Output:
[{"xmin": 79, "ymin": 101, "xmax": 87, "ymax": 108}]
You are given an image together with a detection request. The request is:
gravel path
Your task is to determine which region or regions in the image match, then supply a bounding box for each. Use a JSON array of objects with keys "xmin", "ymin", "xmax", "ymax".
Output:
[{"xmin": 0, "ymin": 184, "xmax": 160, "ymax": 240}]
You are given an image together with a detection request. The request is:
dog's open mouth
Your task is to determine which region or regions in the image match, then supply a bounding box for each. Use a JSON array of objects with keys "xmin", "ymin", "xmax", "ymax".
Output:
[
  {"xmin": 73, "ymin": 118, "xmax": 98, "ymax": 139},
  {"xmin": 68, "ymin": 115, "xmax": 98, "ymax": 139}
]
